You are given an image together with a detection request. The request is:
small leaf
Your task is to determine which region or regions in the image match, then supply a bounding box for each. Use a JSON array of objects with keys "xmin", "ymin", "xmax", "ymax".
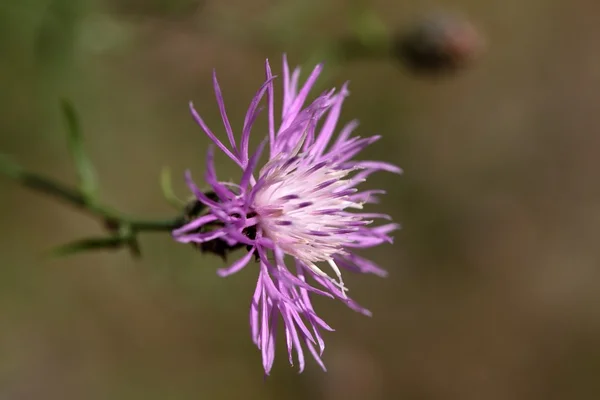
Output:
[
  {"xmin": 160, "ymin": 166, "xmax": 185, "ymax": 209},
  {"xmin": 49, "ymin": 236, "xmax": 124, "ymax": 257},
  {"xmin": 61, "ymin": 99, "xmax": 98, "ymax": 203}
]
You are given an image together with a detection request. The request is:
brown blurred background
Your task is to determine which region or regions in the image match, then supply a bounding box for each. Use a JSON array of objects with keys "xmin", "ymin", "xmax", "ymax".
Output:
[{"xmin": 1, "ymin": 0, "xmax": 600, "ymax": 399}]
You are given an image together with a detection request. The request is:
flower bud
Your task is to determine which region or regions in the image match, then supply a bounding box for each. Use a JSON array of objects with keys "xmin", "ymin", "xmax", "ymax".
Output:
[{"xmin": 393, "ymin": 13, "xmax": 485, "ymax": 75}]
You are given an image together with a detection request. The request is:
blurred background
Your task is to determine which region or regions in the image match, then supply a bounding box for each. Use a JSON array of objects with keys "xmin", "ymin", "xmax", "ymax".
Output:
[{"xmin": 1, "ymin": 0, "xmax": 600, "ymax": 399}]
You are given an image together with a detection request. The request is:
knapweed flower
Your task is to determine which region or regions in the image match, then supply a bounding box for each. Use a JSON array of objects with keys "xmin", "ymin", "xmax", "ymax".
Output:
[{"xmin": 173, "ymin": 56, "xmax": 401, "ymax": 374}]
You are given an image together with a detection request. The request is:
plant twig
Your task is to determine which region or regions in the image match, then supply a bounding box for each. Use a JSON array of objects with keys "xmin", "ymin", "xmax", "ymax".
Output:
[
  {"xmin": 0, "ymin": 99, "xmax": 190, "ymax": 257},
  {"xmin": 1, "ymin": 154, "xmax": 183, "ymax": 257}
]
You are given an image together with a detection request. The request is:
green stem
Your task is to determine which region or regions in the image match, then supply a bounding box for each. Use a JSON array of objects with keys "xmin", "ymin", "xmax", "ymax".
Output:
[
  {"xmin": 20, "ymin": 170, "xmax": 89, "ymax": 209},
  {"xmin": 1, "ymin": 155, "xmax": 184, "ymax": 256},
  {"xmin": 128, "ymin": 218, "xmax": 184, "ymax": 232}
]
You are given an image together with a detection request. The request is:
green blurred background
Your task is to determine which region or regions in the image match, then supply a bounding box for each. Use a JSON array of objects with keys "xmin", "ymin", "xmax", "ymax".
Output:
[{"xmin": 2, "ymin": 0, "xmax": 600, "ymax": 399}]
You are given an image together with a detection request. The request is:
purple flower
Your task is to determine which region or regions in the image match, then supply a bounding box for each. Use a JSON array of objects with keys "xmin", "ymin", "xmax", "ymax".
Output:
[{"xmin": 173, "ymin": 56, "xmax": 401, "ymax": 374}]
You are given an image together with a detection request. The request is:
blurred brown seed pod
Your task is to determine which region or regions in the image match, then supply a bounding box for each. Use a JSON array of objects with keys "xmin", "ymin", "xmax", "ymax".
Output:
[{"xmin": 393, "ymin": 12, "xmax": 485, "ymax": 76}]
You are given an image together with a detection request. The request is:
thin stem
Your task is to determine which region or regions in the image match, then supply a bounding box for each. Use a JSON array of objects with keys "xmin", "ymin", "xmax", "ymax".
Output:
[
  {"xmin": 20, "ymin": 170, "xmax": 89, "ymax": 209},
  {"xmin": 128, "ymin": 218, "xmax": 184, "ymax": 232},
  {"xmin": 1, "ymin": 155, "xmax": 184, "ymax": 256}
]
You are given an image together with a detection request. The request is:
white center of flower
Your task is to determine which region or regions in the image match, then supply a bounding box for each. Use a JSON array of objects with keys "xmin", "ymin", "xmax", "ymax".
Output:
[{"xmin": 252, "ymin": 153, "xmax": 365, "ymax": 294}]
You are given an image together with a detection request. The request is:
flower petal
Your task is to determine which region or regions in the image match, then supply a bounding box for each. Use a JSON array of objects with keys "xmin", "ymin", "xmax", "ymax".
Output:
[
  {"xmin": 212, "ymin": 70, "xmax": 237, "ymax": 155},
  {"xmin": 189, "ymin": 102, "xmax": 240, "ymax": 166},
  {"xmin": 240, "ymin": 138, "xmax": 267, "ymax": 191},
  {"xmin": 217, "ymin": 247, "xmax": 256, "ymax": 277},
  {"xmin": 241, "ymin": 76, "xmax": 277, "ymax": 165},
  {"xmin": 265, "ymin": 59, "xmax": 276, "ymax": 156},
  {"xmin": 172, "ymin": 214, "xmax": 218, "ymax": 236},
  {"xmin": 281, "ymin": 64, "xmax": 323, "ymax": 132}
]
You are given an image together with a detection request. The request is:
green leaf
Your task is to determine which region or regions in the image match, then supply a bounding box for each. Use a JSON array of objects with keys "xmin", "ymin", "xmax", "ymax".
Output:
[
  {"xmin": 160, "ymin": 166, "xmax": 185, "ymax": 209},
  {"xmin": 60, "ymin": 99, "xmax": 98, "ymax": 203},
  {"xmin": 49, "ymin": 236, "xmax": 124, "ymax": 257}
]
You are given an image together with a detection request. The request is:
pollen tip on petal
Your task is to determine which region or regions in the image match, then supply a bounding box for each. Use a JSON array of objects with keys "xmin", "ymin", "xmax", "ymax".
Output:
[
  {"xmin": 390, "ymin": 223, "xmax": 403, "ymax": 232},
  {"xmin": 361, "ymin": 309, "xmax": 373, "ymax": 317}
]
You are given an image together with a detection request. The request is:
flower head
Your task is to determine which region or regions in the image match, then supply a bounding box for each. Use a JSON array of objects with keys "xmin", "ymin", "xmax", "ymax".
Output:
[{"xmin": 173, "ymin": 56, "xmax": 401, "ymax": 374}]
